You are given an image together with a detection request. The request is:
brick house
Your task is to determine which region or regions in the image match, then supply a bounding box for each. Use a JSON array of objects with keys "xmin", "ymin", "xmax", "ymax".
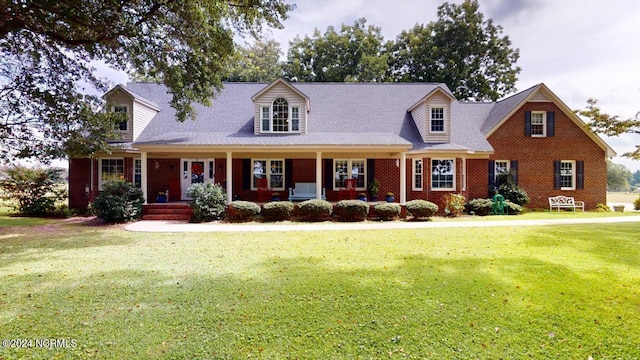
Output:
[{"xmin": 68, "ymin": 79, "xmax": 615, "ymax": 212}]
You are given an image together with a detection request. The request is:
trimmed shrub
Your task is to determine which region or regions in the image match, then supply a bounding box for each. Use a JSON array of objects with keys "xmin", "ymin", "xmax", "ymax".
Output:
[
  {"xmin": 187, "ymin": 183, "xmax": 227, "ymax": 222},
  {"xmin": 504, "ymin": 200, "xmax": 524, "ymax": 215},
  {"xmin": 465, "ymin": 198, "xmax": 493, "ymax": 216},
  {"xmin": 298, "ymin": 199, "xmax": 333, "ymax": 221},
  {"xmin": 262, "ymin": 201, "xmax": 294, "ymax": 222},
  {"xmin": 443, "ymin": 193, "xmax": 466, "ymax": 217},
  {"xmin": 226, "ymin": 201, "xmax": 261, "ymax": 222},
  {"xmin": 497, "ymin": 183, "xmax": 529, "ymax": 206},
  {"xmin": 335, "ymin": 200, "xmax": 369, "ymax": 222},
  {"xmin": 594, "ymin": 203, "xmax": 612, "ymax": 212},
  {"xmin": 0, "ymin": 165, "xmax": 67, "ymax": 216},
  {"xmin": 405, "ymin": 200, "xmax": 438, "ymax": 220},
  {"xmin": 92, "ymin": 181, "xmax": 144, "ymax": 223},
  {"xmin": 374, "ymin": 203, "xmax": 401, "ymax": 221},
  {"xmin": 634, "ymin": 197, "xmax": 640, "ymax": 211}
]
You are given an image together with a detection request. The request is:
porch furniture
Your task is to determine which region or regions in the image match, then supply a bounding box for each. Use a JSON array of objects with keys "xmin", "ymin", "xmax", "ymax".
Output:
[
  {"xmin": 548, "ymin": 195, "xmax": 584, "ymax": 212},
  {"xmin": 256, "ymin": 178, "xmax": 273, "ymax": 202},
  {"xmin": 338, "ymin": 178, "xmax": 357, "ymax": 200},
  {"xmin": 289, "ymin": 182, "xmax": 326, "ymax": 201}
]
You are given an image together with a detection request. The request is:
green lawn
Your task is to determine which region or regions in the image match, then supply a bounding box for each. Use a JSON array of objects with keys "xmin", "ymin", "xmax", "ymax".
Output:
[{"xmin": 1, "ymin": 219, "xmax": 639, "ymax": 359}]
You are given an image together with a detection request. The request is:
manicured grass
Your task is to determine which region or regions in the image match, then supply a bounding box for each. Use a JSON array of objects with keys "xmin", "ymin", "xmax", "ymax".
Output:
[
  {"xmin": 608, "ymin": 191, "xmax": 640, "ymax": 204},
  {"xmin": 1, "ymin": 220, "xmax": 639, "ymax": 359}
]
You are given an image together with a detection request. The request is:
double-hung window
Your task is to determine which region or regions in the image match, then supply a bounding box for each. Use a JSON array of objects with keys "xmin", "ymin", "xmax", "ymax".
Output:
[
  {"xmin": 431, "ymin": 159, "xmax": 455, "ymax": 190},
  {"xmin": 530, "ymin": 111, "xmax": 546, "ymax": 137},
  {"xmin": 494, "ymin": 160, "xmax": 510, "ymax": 185},
  {"xmin": 560, "ymin": 160, "xmax": 575, "ymax": 190},
  {"xmin": 261, "ymin": 98, "xmax": 300, "ymax": 133},
  {"xmin": 99, "ymin": 158, "xmax": 124, "ymax": 190},
  {"xmin": 134, "ymin": 159, "xmax": 142, "ymax": 188},
  {"xmin": 413, "ymin": 159, "xmax": 423, "ymax": 191},
  {"xmin": 113, "ymin": 105, "xmax": 128, "ymax": 131},
  {"xmin": 252, "ymin": 159, "xmax": 284, "ymax": 190},
  {"xmin": 334, "ymin": 159, "xmax": 366, "ymax": 189},
  {"xmin": 431, "ymin": 107, "xmax": 445, "ymax": 132}
]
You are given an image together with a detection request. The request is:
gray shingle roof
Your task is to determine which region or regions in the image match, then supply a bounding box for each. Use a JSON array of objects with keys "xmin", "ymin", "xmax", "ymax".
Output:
[{"xmin": 124, "ymin": 81, "xmax": 521, "ymax": 153}]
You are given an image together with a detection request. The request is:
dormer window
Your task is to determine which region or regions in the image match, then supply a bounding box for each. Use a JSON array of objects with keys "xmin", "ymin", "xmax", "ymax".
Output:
[
  {"xmin": 113, "ymin": 105, "xmax": 128, "ymax": 131},
  {"xmin": 430, "ymin": 107, "xmax": 445, "ymax": 132},
  {"xmin": 261, "ymin": 97, "xmax": 300, "ymax": 133}
]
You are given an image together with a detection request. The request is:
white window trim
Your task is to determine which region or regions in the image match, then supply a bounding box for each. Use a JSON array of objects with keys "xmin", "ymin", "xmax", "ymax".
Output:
[
  {"xmin": 531, "ymin": 111, "xmax": 546, "ymax": 137},
  {"xmin": 412, "ymin": 158, "xmax": 423, "ymax": 191},
  {"xmin": 251, "ymin": 159, "xmax": 285, "ymax": 191},
  {"xmin": 133, "ymin": 158, "xmax": 142, "ymax": 188},
  {"xmin": 430, "ymin": 106, "xmax": 446, "ymax": 134},
  {"xmin": 333, "ymin": 159, "xmax": 367, "ymax": 191},
  {"xmin": 260, "ymin": 99, "xmax": 301, "ymax": 134},
  {"xmin": 112, "ymin": 105, "xmax": 129, "ymax": 132},
  {"xmin": 98, "ymin": 157, "xmax": 125, "ymax": 191},
  {"xmin": 560, "ymin": 160, "xmax": 576, "ymax": 190},
  {"xmin": 430, "ymin": 158, "xmax": 456, "ymax": 191},
  {"xmin": 494, "ymin": 160, "xmax": 510, "ymax": 181}
]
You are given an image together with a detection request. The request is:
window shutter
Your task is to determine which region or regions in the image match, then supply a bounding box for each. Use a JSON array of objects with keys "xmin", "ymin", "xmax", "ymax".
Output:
[
  {"xmin": 488, "ymin": 160, "xmax": 495, "ymax": 189},
  {"xmin": 510, "ymin": 160, "xmax": 519, "ymax": 185},
  {"xmin": 367, "ymin": 159, "xmax": 375, "ymax": 186},
  {"xmin": 242, "ymin": 159, "xmax": 251, "ymax": 190},
  {"xmin": 285, "ymin": 159, "xmax": 293, "ymax": 191},
  {"xmin": 324, "ymin": 159, "xmax": 333, "ymax": 189},
  {"xmin": 547, "ymin": 111, "xmax": 555, "ymax": 137},
  {"xmin": 553, "ymin": 160, "xmax": 561, "ymax": 190},
  {"xmin": 524, "ymin": 111, "xmax": 532, "ymax": 136},
  {"xmin": 576, "ymin": 160, "xmax": 584, "ymax": 189}
]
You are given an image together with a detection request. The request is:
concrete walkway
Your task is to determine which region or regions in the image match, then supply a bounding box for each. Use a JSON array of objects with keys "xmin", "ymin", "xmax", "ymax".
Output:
[{"xmin": 125, "ymin": 214, "xmax": 640, "ymax": 233}]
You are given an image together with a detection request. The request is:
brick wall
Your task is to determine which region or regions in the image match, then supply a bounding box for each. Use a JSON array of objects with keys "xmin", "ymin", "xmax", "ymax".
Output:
[
  {"xmin": 68, "ymin": 158, "xmax": 92, "ymax": 211},
  {"xmin": 487, "ymin": 102, "xmax": 607, "ymax": 209},
  {"xmin": 147, "ymin": 159, "xmax": 180, "ymax": 203}
]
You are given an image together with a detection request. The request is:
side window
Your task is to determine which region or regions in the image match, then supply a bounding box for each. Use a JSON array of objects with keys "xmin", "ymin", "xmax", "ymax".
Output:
[
  {"xmin": 113, "ymin": 105, "xmax": 128, "ymax": 131},
  {"xmin": 430, "ymin": 107, "xmax": 445, "ymax": 132}
]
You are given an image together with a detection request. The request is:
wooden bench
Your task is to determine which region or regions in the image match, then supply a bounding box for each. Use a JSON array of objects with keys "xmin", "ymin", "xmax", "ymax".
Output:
[
  {"xmin": 288, "ymin": 182, "xmax": 326, "ymax": 201},
  {"xmin": 548, "ymin": 195, "xmax": 585, "ymax": 212}
]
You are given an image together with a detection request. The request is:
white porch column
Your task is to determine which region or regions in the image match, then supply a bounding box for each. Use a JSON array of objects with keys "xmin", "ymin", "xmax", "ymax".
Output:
[
  {"xmin": 316, "ymin": 152, "xmax": 322, "ymax": 199},
  {"xmin": 226, "ymin": 152, "xmax": 233, "ymax": 204},
  {"xmin": 141, "ymin": 151, "xmax": 148, "ymax": 204},
  {"xmin": 399, "ymin": 152, "xmax": 407, "ymax": 205}
]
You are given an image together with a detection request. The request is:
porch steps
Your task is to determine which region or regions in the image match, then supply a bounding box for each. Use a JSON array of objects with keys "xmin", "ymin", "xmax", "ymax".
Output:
[{"xmin": 142, "ymin": 204, "xmax": 192, "ymax": 221}]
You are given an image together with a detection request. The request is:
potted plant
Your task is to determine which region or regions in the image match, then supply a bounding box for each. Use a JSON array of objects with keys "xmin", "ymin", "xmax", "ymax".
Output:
[
  {"xmin": 271, "ymin": 192, "xmax": 280, "ymax": 202},
  {"xmin": 156, "ymin": 191, "xmax": 167, "ymax": 203},
  {"xmin": 357, "ymin": 192, "xmax": 367, "ymax": 201},
  {"xmin": 368, "ymin": 178, "xmax": 380, "ymax": 202},
  {"xmin": 385, "ymin": 192, "xmax": 395, "ymax": 203}
]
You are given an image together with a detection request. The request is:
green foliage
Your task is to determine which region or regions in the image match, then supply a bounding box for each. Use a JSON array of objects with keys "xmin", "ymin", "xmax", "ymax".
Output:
[
  {"xmin": 226, "ymin": 201, "xmax": 261, "ymax": 222},
  {"xmin": 443, "ymin": 193, "xmax": 466, "ymax": 217},
  {"xmin": 92, "ymin": 181, "xmax": 144, "ymax": 223},
  {"xmin": 504, "ymin": 200, "xmax": 524, "ymax": 215},
  {"xmin": 634, "ymin": 197, "xmax": 640, "ymax": 211},
  {"xmin": 373, "ymin": 203, "xmax": 401, "ymax": 221},
  {"xmin": 335, "ymin": 200, "xmax": 369, "ymax": 222},
  {"xmin": 405, "ymin": 199, "xmax": 439, "ymax": 220},
  {"xmin": 388, "ymin": 0, "xmax": 520, "ymax": 101},
  {"xmin": 496, "ymin": 182, "xmax": 530, "ymax": 206},
  {"xmin": 607, "ymin": 160, "xmax": 632, "ymax": 191},
  {"xmin": 465, "ymin": 198, "xmax": 493, "ymax": 216},
  {"xmin": 284, "ymin": 18, "xmax": 389, "ymax": 82},
  {"xmin": 223, "ymin": 39, "xmax": 284, "ymax": 82},
  {"xmin": 187, "ymin": 183, "xmax": 227, "ymax": 222},
  {"xmin": 595, "ymin": 203, "xmax": 612, "ymax": 212},
  {"xmin": 1, "ymin": 0, "xmax": 292, "ymax": 161},
  {"xmin": 261, "ymin": 201, "xmax": 294, "ymax": 222},
  {"xmin": 367, "ymin": 178, "xmax": 380, "ymax": 199},
  {"xmin": 0, "ymin": 166, "xmax": 67, "ymax": 216},
  {"xmin": 298, "ymin": 199, "xmax": 333, "ymax": 221}
]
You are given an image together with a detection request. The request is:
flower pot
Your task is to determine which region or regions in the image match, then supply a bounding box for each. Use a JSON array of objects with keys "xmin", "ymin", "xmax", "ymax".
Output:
[
  {"xmin": 156, "ymin": 195, "xmax": 167, "ymax": 203},
  {"xmin": 386, "ymin": 195, "xmax": 395, "ymax": 203}
]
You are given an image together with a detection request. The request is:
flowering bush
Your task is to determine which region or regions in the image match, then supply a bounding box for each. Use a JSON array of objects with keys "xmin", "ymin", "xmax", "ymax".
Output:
[{"xmin": 443, "ymin": 193, "xmax": 466, "ymax": 217}]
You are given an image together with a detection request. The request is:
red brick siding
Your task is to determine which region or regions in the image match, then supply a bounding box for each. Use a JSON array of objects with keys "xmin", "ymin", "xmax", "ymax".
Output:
[
  {"xmin": 147, "ymin": 159, "xmax": 180, "ymax": 203},
  {"xmin": 467, "ymin": 159, "xmax": 490, "ymax": 200},
  {"xmin": 488, "ymin": 102, "xmax": 607, "ymax": 209},
  {"xmin": 68, "ymin": 158, "xmax": 92, "ymax": 211}
]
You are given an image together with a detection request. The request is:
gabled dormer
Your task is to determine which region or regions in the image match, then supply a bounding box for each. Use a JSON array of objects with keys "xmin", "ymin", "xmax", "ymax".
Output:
[
  {"xmin": 408, "ymin": 86, "xmax": 456, "ymax": 143},
  {"xmin": 102, "ymin": 85, "xmax": 160, "ymax": 143},
  {"xmin": 251, "ymin": 79, "xmax": 310, "ymax": 135}
]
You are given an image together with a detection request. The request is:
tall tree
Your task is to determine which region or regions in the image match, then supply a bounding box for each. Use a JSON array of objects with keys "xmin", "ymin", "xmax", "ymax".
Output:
[
  {"xmin": 223, "ymin": 39, "xmax": 284, "ymax": 82},
  {"xmin": 578, "ymin": 98, "xmax": 640, "ymax": 159},
  {"xmin": 283, "ymin": 18, "xmax": 389, "ymax": 82},
  {"xmin": 389, "ymin": 0, "xmax": 520, "ymax": 101},
  {"xmin": 0, "ymin": 0, "xmax": 292, "ymax": 162},
  {"xmin": 607, "ymin": 160, "xmax": 632, "ymax": 191}
]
